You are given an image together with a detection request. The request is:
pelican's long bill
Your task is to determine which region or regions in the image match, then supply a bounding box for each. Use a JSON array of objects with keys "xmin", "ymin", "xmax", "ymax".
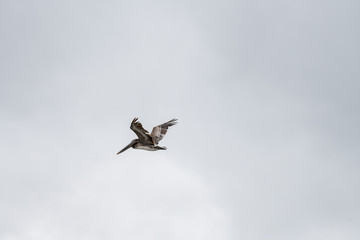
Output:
[{"xmin": 117, "ymin": 141, "xmax": 134, "ymax": 155}]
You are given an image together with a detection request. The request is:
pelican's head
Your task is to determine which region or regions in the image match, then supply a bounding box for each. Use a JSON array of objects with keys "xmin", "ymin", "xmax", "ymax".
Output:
[{"xmin": 117, "ymin": 139, "xmax": 138, "ymax": 155}]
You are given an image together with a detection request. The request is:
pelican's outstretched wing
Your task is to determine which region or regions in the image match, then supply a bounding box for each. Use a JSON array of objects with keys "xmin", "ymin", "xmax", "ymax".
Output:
[
  {"xmin": 150, "ymin": 119, "xmax": 177, "ymax": 145},
  {"xmin": 130, "ymin": 118, "xmax": 152, "ymax": 144}
]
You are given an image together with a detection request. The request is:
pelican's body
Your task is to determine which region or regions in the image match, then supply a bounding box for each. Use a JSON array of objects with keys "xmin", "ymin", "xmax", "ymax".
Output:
[{"xmin": 117, "ymin": 118, "xmax": 177, "ymax": 155}]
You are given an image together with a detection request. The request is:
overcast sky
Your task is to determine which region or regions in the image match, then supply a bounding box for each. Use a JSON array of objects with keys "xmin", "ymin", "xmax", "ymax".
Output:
[{"xmin": 1, "ymin": 0, "xmax": 360, "ymax": 239}]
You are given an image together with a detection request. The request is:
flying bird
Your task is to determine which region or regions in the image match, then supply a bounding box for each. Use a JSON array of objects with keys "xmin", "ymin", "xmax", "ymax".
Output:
[{"xmin": 117, "ymin": 118, "xmax": 177, "ymax": 155}]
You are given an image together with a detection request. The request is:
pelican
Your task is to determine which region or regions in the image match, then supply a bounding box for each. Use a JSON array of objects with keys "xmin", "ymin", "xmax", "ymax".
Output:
[{"xmin": 117, "ymin": 118, "xmax": 177, "ymax": 155}]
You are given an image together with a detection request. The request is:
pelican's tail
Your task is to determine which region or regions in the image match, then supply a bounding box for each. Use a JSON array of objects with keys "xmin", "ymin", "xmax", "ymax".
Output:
[{"xmin": 156, "ymin": 146, "xmax": 167, "ymax": 150}]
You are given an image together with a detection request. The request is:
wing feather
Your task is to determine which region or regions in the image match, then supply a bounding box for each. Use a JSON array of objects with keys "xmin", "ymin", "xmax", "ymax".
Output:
[
  {"xmin": 130, "ymin": 118, "xmax": 152, "ymax": 144},
  {"xmin": 150, "ymin": 119, "xmax": 177, "ymax": 145}
]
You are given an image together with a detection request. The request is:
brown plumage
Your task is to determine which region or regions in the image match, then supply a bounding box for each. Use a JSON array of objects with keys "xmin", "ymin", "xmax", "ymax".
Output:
[{"xmin": 117, "ymin": 118, "xmax": 177, "ymax": 155}]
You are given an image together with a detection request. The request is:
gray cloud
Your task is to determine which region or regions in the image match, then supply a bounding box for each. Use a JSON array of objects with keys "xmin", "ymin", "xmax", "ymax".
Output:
[{"xmin": 1, "ymin": 0, "xmax": 359, "ymax": 239}]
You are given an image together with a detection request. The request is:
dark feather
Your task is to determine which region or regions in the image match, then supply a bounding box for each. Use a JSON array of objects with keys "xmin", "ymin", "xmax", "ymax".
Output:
[
  {"xmin": 130, "ymin": 118, "xmax": 153, "ymax": 144},
  {"xmin": 150, "ymin": 119, "xmax": 177, "ymax": 145}
]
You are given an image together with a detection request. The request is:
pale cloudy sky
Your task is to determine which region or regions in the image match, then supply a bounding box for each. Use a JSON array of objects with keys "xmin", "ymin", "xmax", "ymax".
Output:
[{"xmin": 1, "ymin": 0, "xmax": 359, "ymax": 239}]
